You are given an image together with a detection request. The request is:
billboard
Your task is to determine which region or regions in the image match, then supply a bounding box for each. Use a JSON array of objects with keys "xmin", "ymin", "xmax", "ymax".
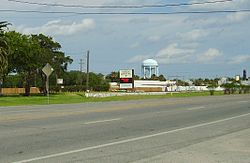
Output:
[{"xmin": 119, "ymin": 69, "xmax": 134, "ymax": 89}]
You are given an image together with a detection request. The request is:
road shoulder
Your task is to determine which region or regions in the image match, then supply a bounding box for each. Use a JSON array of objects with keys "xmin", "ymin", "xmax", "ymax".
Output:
[{"xmin": 134, "ymin": 128, "xmax": 250, "ymax": 163}]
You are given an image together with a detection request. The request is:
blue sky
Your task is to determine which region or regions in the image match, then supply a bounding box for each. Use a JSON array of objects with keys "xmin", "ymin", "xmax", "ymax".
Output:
[{"xmin": 1, "ymin": 0, "xmax": 250, "ymax": 79}]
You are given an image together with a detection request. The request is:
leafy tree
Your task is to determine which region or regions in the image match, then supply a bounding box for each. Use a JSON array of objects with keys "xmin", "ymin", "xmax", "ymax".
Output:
[
  {"xmin": 142, "ymin": 74, "xmax": 166, "ymax": 81},
  {"xmin": 50, "ymin": 71, "xmax": 109, "ymax": 92},
  {"xmin": 150, "ymin": 74, "xmax": 158, "ymax": 80},
  {"xmin": 192, "ymin": 78, "xmax": 205, "ymax": 86},
  {"xmin": 5, "ymin": 31, "xmax": 42, "ymax": 95},
  {"xmin": 158, "ymin": 74, "xmax": 166, "ymax": 81},
  {"xmin": 0, "ymin": 21, "xmax": 11, "ymax": 95},
  {"xmin": 31, "ymin": 34, "xmax": 73, "ymax": 91},
  {"xmin": 62, "ymin": 71, "xmax": 85, "ymax": 86},
  {"xmin": 3, "ymin": 74, "xmax": 23, "ymax": 88},
  {"xmin": 175, "ymin": 79, "xmax": 189, "ymax": 86},
  {"xmin": 4, "ymin": 32, "xmax": 72, "ymax": 96},
  {"xmin": 134, "ymin": 75, "xmax": 140, "ymax": 80},
  {"xmin": 105, "ymin": 71, "xmax": 119, "ymax": 82},
  {"xmin": 0, "ymin": 22, "xmax": 9, "ymax": 74}
]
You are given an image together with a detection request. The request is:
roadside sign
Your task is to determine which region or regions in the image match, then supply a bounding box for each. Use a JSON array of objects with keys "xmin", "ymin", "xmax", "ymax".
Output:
[
  {"xmin": 120, "ymin": 69, "xmax": 133, "ymax": 78},
  {"xmin": 57, "ymin": 79, "xmax": 63, "ymax": 84},
  {"xmin": 42, "ymin": 63, "xmax": 54, "ymax": 77},
  {"xmin": 120, "ymin": 83, "xmax": 133, "ymax": 89},
  {"xmin": 42, "ymin": 63, "xmax": 54, "ymax": 104},
  {"xmin": 119, "ymin": 69, "xmax": 134, "ymax": 89}
]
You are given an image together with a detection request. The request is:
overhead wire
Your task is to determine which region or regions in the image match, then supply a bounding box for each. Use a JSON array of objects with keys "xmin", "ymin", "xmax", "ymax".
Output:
[
  {"xmin": 7, "ymin": 0, "xmax": 233, "ymax": 9},
  {"xmin": 3, "ymin": 0, "xmax": 244, "ymax": 16},
  {"xmin": 0, "ymin": 9, "xmax": 250, "ymax": 15}
]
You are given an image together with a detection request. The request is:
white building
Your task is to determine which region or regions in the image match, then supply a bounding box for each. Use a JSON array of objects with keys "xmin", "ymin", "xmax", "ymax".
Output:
[
  {"xmin": 142, "ymin": 59, "xmax": 159, "ymax": 79},
  {"xmin": 134, "ymin": 80, "xmax": 176, "ymax": 92},
  {"xmin": 218, "ymin": 77, "xmax": 228, "ymax": 86}
]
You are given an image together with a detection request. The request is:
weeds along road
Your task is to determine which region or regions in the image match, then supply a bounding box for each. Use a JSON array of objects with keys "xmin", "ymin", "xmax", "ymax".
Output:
[{"xmin": 0, "ymin": 94, "xmax": 250, "ymax": 163}]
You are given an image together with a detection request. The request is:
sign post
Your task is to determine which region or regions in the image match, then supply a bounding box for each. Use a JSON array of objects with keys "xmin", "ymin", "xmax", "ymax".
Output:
[{"xmin": 42, "ymin": 63, "xmax": 54, "ymax": 104}]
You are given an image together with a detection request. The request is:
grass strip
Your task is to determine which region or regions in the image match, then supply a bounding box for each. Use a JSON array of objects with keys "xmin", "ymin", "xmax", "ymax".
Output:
[{"xmin": 0, "ymin": 91, "xmax": 226, "ymax": 107}]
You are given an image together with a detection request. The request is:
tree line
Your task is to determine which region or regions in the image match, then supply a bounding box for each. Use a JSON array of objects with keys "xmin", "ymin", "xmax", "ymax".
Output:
[{"xmin": 0, "ymin": 21, "xmax": 109, "ymax": 95}]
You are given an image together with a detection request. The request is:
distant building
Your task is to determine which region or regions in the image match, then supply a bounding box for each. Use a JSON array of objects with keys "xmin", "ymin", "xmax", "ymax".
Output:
[
  {"xmin": 109, "ymin": 80, "xmax": 225, "ymax": 92},
  {"xmin": 242, "ymin": 80, "xmax": 250, "ymax": 85},
  {"xmin": 235, "ymin": 75, "xmax": 240, "ymax": 81},
  {"xmin": 109, "ymin": 80, "xmax": 176, "ymax": 92},
  {"xmin": 218, "ymin": 77, "xmax": 228, "ymax": 86},
  {"xmin": 134, "ymin": 80, "xmax": 176, "ymax": 92},
  {"xmin": 142, "ymin": 59, "xmax": 159, "ymax": 79}
]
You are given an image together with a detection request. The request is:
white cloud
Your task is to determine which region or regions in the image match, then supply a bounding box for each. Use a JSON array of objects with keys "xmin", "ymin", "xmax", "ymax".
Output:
[
  {"xmin": 147, "ymin": 35, "xmax": 162, "ymax": 42},
  {"xmin": 15, "ymin": 19, "xmax": 95, "ymax": 36},
  {"xmin": 187, "ymin": 0, "xmax": 250, "ymax": 26},
  {"xmin": 128, "ymin": 54, "xmax": 151, "ymax": 63},
  {"xmin": 128, "ymin": 43, "xmax": 200, "ymax": 64},
  {"xmin": 177, "ymin": 29, "xmax": 209, "ymax": 41},
  {"xmin": 156, "ymin": 43, "xmax": 195, "ymax": 57},
  {"xmin": 138, "ymin": 15, "xmax": 188, "ymax": 42},
  {"xmin": 226, "ymin": 12, "xmax": 250, "ymax": 23},
  {"xmin": 155, "ymin": 43, "xmax": 196, "ymax": 64},
  {"xmin": 130, "ymin": 42, "xmax": 140, "ymax": 49},
  {"xmin": 197, "ymin": 48, "xmax": 223, "ymax": 63},
  {"xmin": 228, "ymin": 55, "xmax": 250, "ymax": 64}
]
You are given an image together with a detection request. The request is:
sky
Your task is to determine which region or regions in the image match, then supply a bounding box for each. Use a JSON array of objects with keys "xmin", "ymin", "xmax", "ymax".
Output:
[{"xmin": 1, "ymin": 0, "xmax": 250, "ymax": 79}]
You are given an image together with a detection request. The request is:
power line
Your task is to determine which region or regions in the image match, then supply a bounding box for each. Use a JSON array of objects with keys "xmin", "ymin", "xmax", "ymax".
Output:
[
  {"xmin": 1, "ymin": 9, "xmax": 250, "ymax": 15},
  {"xmin": 7, "ymin": 0, "xmax": 233, "ymax": 9}
]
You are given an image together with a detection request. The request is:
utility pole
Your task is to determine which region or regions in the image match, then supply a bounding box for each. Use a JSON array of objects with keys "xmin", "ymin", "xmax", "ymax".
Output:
[
  {"xmin": 79, "ymin": 59, "xmax": 84, "ymax": 72},
  {"xmin": 86, "ymin": 50, "xmax": 90, "ymax": 92}
]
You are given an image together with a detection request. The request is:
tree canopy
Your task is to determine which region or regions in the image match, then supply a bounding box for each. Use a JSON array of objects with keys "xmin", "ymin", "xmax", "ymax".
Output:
[
  {"xmin": 0, "ymin": 21, "xmax": 10, "ymax": 77},
  {"xmin": 1, "ymin": 22, "xmax": 111, "ymax": 95},
  {"xmin": 2, "ymin": 28, "xmax": 73, "ymax": 95}
]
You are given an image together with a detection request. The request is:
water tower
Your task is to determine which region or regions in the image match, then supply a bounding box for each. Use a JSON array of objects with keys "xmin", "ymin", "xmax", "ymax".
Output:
[{"xmin": 142, "ymin": 59, "xmax": 159, "ymax": 79}]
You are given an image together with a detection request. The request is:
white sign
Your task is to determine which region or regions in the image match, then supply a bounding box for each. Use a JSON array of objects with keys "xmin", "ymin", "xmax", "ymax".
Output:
[
  {"xmin": 57, "ymin": 79, "xmax": 63, "ymax": 84},
  {"xmin": 119, "ymin": 69, "xmax": 133, "ymax": 78},
  {"xmin": 120, "ymin": 83, "xmax": 133, "ymax": 89},
  {"xmin": 42, "ymin": 63, "xmax": 54, "ymax": 77}
]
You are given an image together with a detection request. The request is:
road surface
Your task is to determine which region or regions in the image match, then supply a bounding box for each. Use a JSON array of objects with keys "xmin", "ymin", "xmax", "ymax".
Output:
[{"xmin": 0, "ymin": 94, "xmax": 250, "ymax": 163}]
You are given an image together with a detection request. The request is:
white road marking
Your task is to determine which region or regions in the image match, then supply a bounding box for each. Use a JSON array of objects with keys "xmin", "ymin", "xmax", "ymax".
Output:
[
  {"xmin": 237, "ymin": 101, "xmax": 249, "ymax": 103},
  {"xmin": 12, "ymin": 112, "xmax": 250, "ymax": 163},
  {"xmin": 187, "ymin": 106, "xmax": 205, "ymax": 111},
  {"xmin": 0, "ymin": 110, "xmax": 38, "ymax": 113},
  {"xmin": 154, "ymin": 110, "xmax": 172, "ymax": 114},
  {"xmin": 84, "ymin": 118, "xmax": 121, "ymax": 125}
]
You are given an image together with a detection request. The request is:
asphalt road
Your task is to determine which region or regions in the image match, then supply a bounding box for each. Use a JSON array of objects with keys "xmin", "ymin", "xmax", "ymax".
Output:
[{"xmin": 0, "ymin": 94, "xmax": 250, "ymax": 163}]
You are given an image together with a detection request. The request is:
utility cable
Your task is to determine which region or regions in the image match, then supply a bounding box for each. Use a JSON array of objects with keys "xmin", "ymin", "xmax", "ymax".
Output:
[
  {"xmin": 0, "ymin": 9, "xmax": 250, "ymax": 15},
  {"xmin": 7, "ymin": 0, "xmax": 233, "ymax": 9}
]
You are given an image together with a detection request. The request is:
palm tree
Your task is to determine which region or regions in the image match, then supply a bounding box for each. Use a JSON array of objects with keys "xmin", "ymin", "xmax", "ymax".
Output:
[{"xmin": 0, "ymin": 21, "xmax": 10, "ymax": 29}]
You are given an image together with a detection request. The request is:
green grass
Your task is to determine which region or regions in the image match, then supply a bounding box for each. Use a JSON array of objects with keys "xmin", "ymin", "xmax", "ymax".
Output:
[{"xmin": 0, "ymin": 91, "xmax": 226, "ymax": 107}]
